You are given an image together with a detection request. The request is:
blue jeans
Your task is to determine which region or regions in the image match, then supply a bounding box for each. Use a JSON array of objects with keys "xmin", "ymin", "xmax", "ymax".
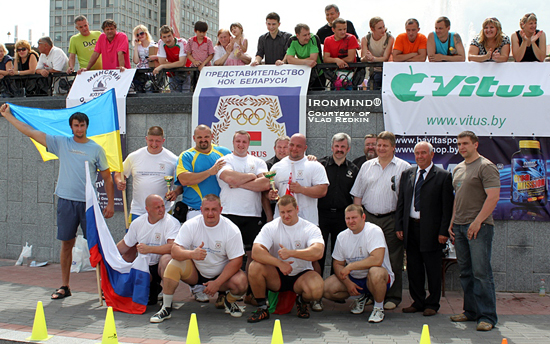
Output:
[
  {"xmin": 453, "ymin": 223, "xmax": 497, "ymax": 325},
  {"xmin": 168, "ymin": 72, "xmax": 190, "ymax": 92}
]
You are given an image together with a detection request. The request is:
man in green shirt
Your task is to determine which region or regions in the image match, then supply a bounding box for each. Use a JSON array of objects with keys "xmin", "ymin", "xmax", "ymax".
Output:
[
  {"xmin": 285, "ymin": 23, "xmax": 324, "ymax": 90},
  {"xmin": 67, "ymin": 15, "xmax": 102, "ymax": 73}
]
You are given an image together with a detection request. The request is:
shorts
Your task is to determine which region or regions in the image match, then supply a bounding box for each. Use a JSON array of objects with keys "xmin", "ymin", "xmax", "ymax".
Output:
[
  {"xmin": 348, "ymin": 274, "xmax": 391, "ymax": 296},
  {"xmin": 149, "ymin": 263, "xmax": 162, "ymax": 301},
  {"xmin": 274, "ymin": 268, "xmax": 311, "ymax": 293},
  {"xmin": 224, "ymin": 214, "xmax": 262, "ymax": 251},
  {"xmin": 57, "ymin": 198, "xmax": 87, "ymax": 241},
  {"xmin": 189, "ymin": 271, "xmax": 219, "ymax": 287}
]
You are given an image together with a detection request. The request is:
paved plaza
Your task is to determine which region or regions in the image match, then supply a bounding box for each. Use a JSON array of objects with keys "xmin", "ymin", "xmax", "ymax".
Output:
[{"xmin": 0, "ymin": 260, "xmax": 549, "ymax": 344}]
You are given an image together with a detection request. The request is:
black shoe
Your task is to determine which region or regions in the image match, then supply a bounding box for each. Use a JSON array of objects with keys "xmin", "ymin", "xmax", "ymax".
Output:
[
  {"xmin": 150, "ymin": 307, "xmax": 172, "ymax": 323},
  {"xmin": 296, "ymin": 296, "xmax": 310, "ymax": 319},
  {"xmin": 247, "ymin": 307, "xmax": 270, "ymax": 323}
]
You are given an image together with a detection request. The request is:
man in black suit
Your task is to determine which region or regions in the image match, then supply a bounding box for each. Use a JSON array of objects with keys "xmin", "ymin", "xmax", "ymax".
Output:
[{"xmin": 395, "ymin": 141, "xmax": 453, "ymax": 316}]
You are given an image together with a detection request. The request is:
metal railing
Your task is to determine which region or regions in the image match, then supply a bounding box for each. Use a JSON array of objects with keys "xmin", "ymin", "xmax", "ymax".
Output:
[{"xmin": 0, "ymin": 63, "xmax": 384, "ymax": 97}]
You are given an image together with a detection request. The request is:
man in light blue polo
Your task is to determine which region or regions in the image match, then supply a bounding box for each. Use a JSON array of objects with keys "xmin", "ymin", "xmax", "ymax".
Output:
[{"xmin": 0, "ymin": 104, "xmax": 114, "ymax": 300}]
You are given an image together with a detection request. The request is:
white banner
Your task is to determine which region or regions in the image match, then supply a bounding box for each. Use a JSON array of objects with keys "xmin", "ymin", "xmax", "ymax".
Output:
[
  {"xmin": 66, "ymin": 69, "xmax": 136, "ymax": 134},
  {"xmin": 382, "ymin": 62, "xmax": 550, "ymax": 137},
  {"xmin": 192, "ymin": 65, "xmax": 311, "ymax": 158}
]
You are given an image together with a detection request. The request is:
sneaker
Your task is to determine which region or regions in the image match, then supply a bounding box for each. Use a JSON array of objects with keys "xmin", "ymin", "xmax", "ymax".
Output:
[
  {"xmin": 215, "ymin": 293, "xmax": 226, "ymax": 309},
  {"xmin": 311, "ymin": 300, "xmax": 323, "ymax": 312},
  {"xmin": 350, "ymin": 294, "xmax": 368, "ymax": 314},
  {"xmin": 224, "ymin": 298, "xmax": 244, "ymax": 318},
  {"xmin": 244, "ymin": 293, "xmax": 258, "ymax": 306},
  {"xmin": 191, "ymin": 285, "xmax": 209, "ymax": 303},
  {"xmin": 247, "ymin": 307, "xmax": 270, "ymax": 323},
  {"xmin": 383, "ymin": 301, "xmax": 397, "ymax": 310},
  {"xmin": 296, "ymin": 297, "xmax": 310, "ymax": 319},
  {"xmin": 368, "ymin": 307, "xmax": 385, "ymax": 323},
  {"xmin": 150, "ymin": 307, "xmax": 172, "ymax": 323}
]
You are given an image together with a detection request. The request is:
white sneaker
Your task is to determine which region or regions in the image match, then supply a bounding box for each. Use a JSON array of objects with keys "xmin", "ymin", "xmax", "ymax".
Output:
[
  {"xmin": 368, "ymin": 307, "xmax": 385, "ymax": 323},
  {"xmin": 224, "ymin": 298, "xmax": 244, "ymax": 318},
  {"xmin": 191, "ymin": 285, "xmax": 209, "ymax": 303},
  {"xmin": 350, "ymin": 294, "xmax": 368, "ymax": 314},
  {"xmin": 311, "ymin": 300, "xmax": 324, "ymax": 311}
]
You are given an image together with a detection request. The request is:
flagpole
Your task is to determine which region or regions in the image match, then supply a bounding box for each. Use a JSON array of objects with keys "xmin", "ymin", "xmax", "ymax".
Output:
[
  {"xmin": 122, "ymin": 189, "xmax": 129, "ymax": 230},
  {"xmin": 96, "ymin": 262, "xmax": 103, "ymax": 306}
]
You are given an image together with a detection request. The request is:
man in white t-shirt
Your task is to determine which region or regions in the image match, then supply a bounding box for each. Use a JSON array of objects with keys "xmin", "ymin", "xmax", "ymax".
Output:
[
  {"xmin": 150, "ymin": 194, "xmax": 247, "ymax": 322},
  {"xmin": 217, "ymin": 130, "xmax": 270, "ymax": 258},
  {"xmin": 116, "ymin": 194, "xmax": 180, "ymax": 306},
  {"xmin": 247, "ymin": 195, "xmax": 325, "ymax": 323},
  {"xmin": 36, "ymin": 36, "xmax": 69, "ymax": 76},
  {"xmin": 323, "ymin": 204, "xmax": 394, "ymax": 323},
  {"xmin": 114, "ymin": 126, "xmax": 181, "ymax": 221},
  {"xmin": 269, "ymin": 133, "xmax": 329, "ymax": 225}
]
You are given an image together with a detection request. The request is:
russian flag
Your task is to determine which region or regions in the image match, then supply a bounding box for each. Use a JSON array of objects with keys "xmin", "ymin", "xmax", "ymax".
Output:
[{"xmin": 85, "ymin": 162, "xmax": 150, "ymax": 314}]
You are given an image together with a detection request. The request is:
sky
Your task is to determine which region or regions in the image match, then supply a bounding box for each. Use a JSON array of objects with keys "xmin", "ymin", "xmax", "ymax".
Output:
[{"xmin": 2, "ymin": 0, "xmax": 548, "ymax": 55}]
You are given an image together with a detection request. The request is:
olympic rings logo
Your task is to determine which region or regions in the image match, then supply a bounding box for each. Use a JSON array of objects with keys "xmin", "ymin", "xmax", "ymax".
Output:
[{"xmin": 230, "ymin": 108, "xmax": 266, "ymax": 125}]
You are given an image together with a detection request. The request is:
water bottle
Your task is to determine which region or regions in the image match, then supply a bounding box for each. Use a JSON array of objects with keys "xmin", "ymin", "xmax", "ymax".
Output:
[{"xmin": 540, "ymin": 279, "xmax": 546, "ymax": 297}]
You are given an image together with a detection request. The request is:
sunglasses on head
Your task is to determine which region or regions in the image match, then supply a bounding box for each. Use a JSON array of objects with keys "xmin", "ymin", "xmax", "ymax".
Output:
[
  {"xmin": 16, "ymin": 48, "xmax": 27, "ymax": 52},
  {"xmin": 136, "ymin": 32, "xmax": 145, "ymax": 37}
]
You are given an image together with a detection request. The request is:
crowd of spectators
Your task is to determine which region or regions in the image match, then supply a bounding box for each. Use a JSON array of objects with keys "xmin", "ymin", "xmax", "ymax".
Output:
[{"xmin": 0, "ymin": 6, "xmax": 547, "ymax": 95}]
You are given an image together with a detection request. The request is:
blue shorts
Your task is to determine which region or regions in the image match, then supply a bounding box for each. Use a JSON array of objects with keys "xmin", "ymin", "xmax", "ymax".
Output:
[
  {"xmin": 57, "ymin": 198, "xmax": 86, "ymax": 241},
  {"xmin": 349, "ymin": 275, "xmax": 391, "ymax": 296}
]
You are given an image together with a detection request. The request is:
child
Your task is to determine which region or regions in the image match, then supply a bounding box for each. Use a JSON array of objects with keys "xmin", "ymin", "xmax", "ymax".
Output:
[
  {"xmin": 185, "ymin": 21, "xmax": 215, "ymax": 71},
  {"xmin": 226, "ymin": 23, "xmax": 248, "ymax": 66}
]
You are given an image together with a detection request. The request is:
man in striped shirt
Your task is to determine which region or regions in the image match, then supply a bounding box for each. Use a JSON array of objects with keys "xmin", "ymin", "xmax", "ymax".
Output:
[{"xmin": 350, "ymin": 131, "xmax": 410, "ymax": 310}]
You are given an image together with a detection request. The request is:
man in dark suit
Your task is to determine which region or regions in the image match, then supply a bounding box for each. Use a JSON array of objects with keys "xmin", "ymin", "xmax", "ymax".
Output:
[{"xmin": 395, "ymin": 141, "xmax": 453, "ymax": 316}]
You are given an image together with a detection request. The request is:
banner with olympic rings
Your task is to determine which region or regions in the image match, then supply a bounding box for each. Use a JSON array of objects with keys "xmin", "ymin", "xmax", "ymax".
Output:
[{"xmin": 192, "ymin": 65, "xmax": 311, "ymax": 159}]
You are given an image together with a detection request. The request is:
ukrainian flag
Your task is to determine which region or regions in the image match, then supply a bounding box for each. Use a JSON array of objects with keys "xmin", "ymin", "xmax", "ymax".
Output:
[{"xmin": 8, "ymin": 89, "xmax": 123, "ymax": 172}]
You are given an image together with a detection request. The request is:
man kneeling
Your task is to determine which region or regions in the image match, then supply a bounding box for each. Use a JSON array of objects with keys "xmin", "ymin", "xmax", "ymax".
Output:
[
  {"xmin": 150, "ymin": 194, "xmax": 247, "ymax": 322},
  {"xmin": 247, "ymin": 195, "xmax": 325, "ymax": 323},
  {"xmin": 117, "ymin": 194, "xmax": 180, "ymax": 306},
  {"xmin": 323, "ymin": 204, "xmax": 394, "ymax": 323}
]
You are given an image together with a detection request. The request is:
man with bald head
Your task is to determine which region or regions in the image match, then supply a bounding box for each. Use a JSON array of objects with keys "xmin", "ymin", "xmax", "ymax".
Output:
[
  {"xmin": 395, "ymin": 141, "xmax": 453, "ymax": 316},
  {"xmin": 175, "ymin": 124, "xmax": 231, "ymax": 302},
  {"xmin": 117, "ymin": 194, "xmax": 181, "ymax": 306},
  {"xmin": 269, "ymin": 133, "xmax": 329, "ymax": 226}
]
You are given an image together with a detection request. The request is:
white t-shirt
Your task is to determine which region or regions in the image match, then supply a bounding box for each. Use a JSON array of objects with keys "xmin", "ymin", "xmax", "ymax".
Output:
[
  {"xmin": 174, "ymin": 215, "xmax": 244, "ymax": 278},
  {"xmin": 37, "ymin": 46, "xmax": 69, "ymax": 72},
  {"xmin": 217, "ymin": 153, "xmax": 268, "ymax": 217},
  {"xmin": 254, "ymin": 217, "xmax": 324, "ymax": 276},
  {"xmin": 123, "ymin": 213, "xmax": 180, "ymax": 265},
  {"xmin": 123, "ymin": 147, "xmax": 178, "ymax": 215},
  {"xmin": 270, "ymin": 156, "xmax": 329, "ymax": 225},
  {"xmin": 213, "ymin": 45, "xmax": 227, "ymax": 65},
  {"xmin": 332, "ymin": 222, "xmax": 395, "ymax": 284}
]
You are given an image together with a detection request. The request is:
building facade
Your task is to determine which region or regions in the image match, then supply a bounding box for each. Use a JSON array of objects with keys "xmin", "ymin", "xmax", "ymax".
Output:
[{"xmin": 49, "ymin": 0, "xmax": 219, "ymax": 67}]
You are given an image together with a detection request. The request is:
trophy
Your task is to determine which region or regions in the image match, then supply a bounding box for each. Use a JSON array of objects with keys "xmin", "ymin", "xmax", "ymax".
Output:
[
  {"xmin": 164, "ymin": 175, "xmax": 174, "ymax": 194},
  {"xmin": 265, "ymin": 171, "xmax": 278, "ymax": 200}
]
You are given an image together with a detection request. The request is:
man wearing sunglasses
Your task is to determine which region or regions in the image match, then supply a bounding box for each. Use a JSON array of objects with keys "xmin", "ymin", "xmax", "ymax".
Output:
[
  {"xmin": 350, "ymin": 131, "xmax": 410, "ymax": 310},
  {"xmin": 67, "ymin": 15, "xmax": 102, "ymax": 74}
]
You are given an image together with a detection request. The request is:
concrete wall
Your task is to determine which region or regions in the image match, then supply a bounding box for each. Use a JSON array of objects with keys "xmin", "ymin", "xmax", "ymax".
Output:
[{"xmin": 1, "ymin": 92, "xmax": 548, "ymax": 292}]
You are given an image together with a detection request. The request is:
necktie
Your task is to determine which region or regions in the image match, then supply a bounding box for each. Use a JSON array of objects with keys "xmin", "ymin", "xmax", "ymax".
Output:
[{"xmin": 414, "ymin": 169, "xmax": 426, "ymax": 212}]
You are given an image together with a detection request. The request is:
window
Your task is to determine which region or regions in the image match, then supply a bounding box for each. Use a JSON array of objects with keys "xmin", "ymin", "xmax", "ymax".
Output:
[
  {"xmin": 93, "ymin": 0, "xmax": 100, "ymax": 7},
  {"xmin": 148, "ymin": 9, "xmax": 152, "ymax": 19},
  {"xmin": 93, "ymin": 14, "xmax": 100, "ymax": 24},
  {"xmin": 55, "ymin": 33, "xmax": 62, "ymax": 42},
  {"xmin": 67, "ymin": 15, "xmax": 74, "ymax": 25},
  {"xmin": 55, "ymin": 1, "xmax": 62, "ymax": 9},
  {"xmin": 106, "ymin": 13, "xmax": 113, "ymax": 20},
  {"xmin": 106, "ymin": 0, "xmax": 113, "ymax": 7},
  {"xmin": 80, "ymin": 0, "xmax": 87, "ymax": 8},
  {"xmin": 55, "ymin": 16, "xmax": 62, "ymax": 26},
  {"xmin": 68, "ymin": 0, "xmax": 75, "ymax": 9}
]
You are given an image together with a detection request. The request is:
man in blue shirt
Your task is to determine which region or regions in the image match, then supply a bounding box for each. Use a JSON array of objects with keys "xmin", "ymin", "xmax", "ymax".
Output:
[{"xmin": 0, "ymin": 103, "xmax": 114, "ymax": 300}]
